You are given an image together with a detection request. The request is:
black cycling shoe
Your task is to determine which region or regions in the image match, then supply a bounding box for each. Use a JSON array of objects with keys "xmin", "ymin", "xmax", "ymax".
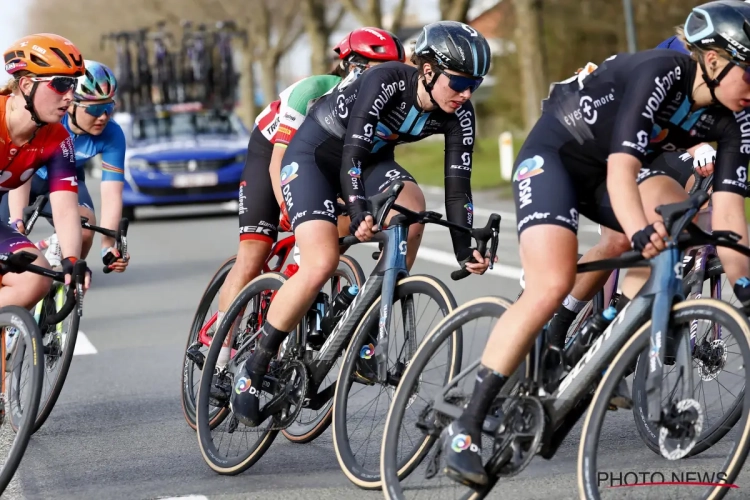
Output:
[
  {"xmin": 547, "ymin": 308, "xmax": 578, "ymax": 351},
  {"xmin": 441, "ymin": 421, "xmax": 487, "ymax": 487},
  {"xmin": 229, "ymin": 359, "xmax": 264, "ymax": 427},
  {"xmin": 208, "ymin": 367, "xmax": 232, "ymax": 406}
]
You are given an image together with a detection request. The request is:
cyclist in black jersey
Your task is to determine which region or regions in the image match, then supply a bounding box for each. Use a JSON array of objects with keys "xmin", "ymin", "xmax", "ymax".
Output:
[
  {"xmin": 441, "ymin": 1, "xmax": 750, "ymax": 488},
  {"xmin": 229, "ymin": 21, "xmax": 493, "ymax": 427}
]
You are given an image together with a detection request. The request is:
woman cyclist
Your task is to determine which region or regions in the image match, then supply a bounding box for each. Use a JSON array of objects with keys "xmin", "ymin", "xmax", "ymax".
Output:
[
  {"xmin": 440, "ymin": 0, "xmax": 750, "ymax": 488},
  {"xmin": 2, "ymin": 60, "xmax": 130, "ymax": 273},
  {"xmin": 211, "ymin": 27, "xmax": 405, "ymax": 372},
  {"xmin": 230, "ymin": 21, "xmax": 492, "ymax": 427},
  {"xmin": 0, "ymin": 33, "xmax": 90, "ymax": 309}
]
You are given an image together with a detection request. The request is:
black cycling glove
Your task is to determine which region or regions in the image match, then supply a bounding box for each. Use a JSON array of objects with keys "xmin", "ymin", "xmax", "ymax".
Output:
[
  {"xmin": 61, "ymin": 257, "xmax": 92, "ymax": 282},
  {"xmin": 630, "ymin": 225, "xmax": 657, "ymax": 252},
  {"xmin": 349, "ymin": 211, "xmax": 374, "ymax": 236}
]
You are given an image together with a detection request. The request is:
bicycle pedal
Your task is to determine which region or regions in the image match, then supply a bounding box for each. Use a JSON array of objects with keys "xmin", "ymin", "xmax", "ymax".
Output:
[{"xmin": 185, "ymin": 346, "xmax": 205, "ymax": 371}]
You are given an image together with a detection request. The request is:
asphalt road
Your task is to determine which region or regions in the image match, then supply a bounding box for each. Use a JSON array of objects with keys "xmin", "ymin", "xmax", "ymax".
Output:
[{"xmin": 2, "ymin": 182, "xmax": 748, "ymax": 500}]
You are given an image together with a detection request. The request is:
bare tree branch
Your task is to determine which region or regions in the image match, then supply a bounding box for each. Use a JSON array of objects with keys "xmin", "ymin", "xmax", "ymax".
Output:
[{"xmin": 389, "ymin": 0, "xmax": 408, "ymax": 33}]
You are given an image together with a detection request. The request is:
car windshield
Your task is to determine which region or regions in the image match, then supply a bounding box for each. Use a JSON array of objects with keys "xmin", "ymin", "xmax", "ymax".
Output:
[{"xmin": 132, "ymin": 110, "xmax": 244, "ymax": 141}]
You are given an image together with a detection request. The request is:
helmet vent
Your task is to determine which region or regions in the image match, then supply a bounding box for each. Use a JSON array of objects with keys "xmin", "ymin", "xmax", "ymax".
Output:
[
  {"xmin": 30, "ymin": 54, "xmax": 50, "ymax": 67},
  {"xmin": 50, "ymin": 47, "xmax": 71, "ymax": 68}
]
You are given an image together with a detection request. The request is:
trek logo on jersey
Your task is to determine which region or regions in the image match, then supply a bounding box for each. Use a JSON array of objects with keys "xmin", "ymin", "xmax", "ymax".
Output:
[
  {"xmin": 369, "ymin": 80, "xmax": 406, "ymax": 119},
  {"xmin": 733, "ymin": 109, "xmax": 750, "ymax": 154},
  {"xmin": 641, "ymin": 66, "xmax": 682, "ymax": 123}
]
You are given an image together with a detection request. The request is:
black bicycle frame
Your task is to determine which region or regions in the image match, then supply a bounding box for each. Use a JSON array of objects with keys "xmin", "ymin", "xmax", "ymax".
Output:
[{"xmin": 308, "ymin": 223, "xmax": 409, "ymax": 388}]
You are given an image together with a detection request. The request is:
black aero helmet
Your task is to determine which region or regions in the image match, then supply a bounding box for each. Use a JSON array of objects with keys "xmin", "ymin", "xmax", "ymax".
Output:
[
  {"xmin": 684, "ymin": 1, "xmax": 750, "ymax": 101},
  {"xmin": 685, "ymin": 0, "xmax": 750, "ymax": 62},
  {"xmin": 413, "ymin": 21, "xmax": 491, "ymax": 78}
]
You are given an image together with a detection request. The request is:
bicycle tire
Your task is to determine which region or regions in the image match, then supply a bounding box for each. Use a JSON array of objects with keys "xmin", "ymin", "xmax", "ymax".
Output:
[
  {"xmin": 196, "ymin": 272, "xmax": 287, "ymax": 475},
  {"xmin": 181, "ymin": 255, "xmax": 237, "ymax": 430},
  {"xmin": 22, "ymin": 283, "xmax": 80, "ymax": 433},
  {"xmin": 282, "ymin": 254, "xmax": 366, "ymax": 444},
  {"xmin": 334, "ymin": 275, "xmax": 458, "ymax": 490},
  {"xmin": 381, "ymin": 296, "xmax": 513, "ymax": 500},
  {"xmin": 579, "ymin": 299, "xmax": 750, "ymax": 500},
  {"xmin": 632, "ymin": 260, "xmax": 744, "ymax": 457},
  {"xmin": 0, "ymin": 306, "xmax": 44, "ymax": 494}
]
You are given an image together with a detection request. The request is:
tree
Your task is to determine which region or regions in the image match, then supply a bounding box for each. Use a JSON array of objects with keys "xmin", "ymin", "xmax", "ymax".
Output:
[
  {"xmin": 338, "ymin": 0, "xmax": 409, "ymax": 32},
  {"xmin": 513, "ymin": 0, "xmax": 545, "ymax": 132},
  {"xmin": 301, "ymin": 0, "xmax": 347, "ymax": 75},
  {"xmin": 440, "ymin": 0, "xmax": 473, "ymax": 23}
]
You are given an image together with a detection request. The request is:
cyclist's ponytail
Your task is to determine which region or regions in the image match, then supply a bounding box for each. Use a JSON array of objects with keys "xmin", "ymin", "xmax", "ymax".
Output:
[
  {"xmin": 329, "ymin": 60, "xmax": 348, "ymax": 78},
  {"xmin": 0, "ymin": 78, "xmax": 18, "ymax": 96}
]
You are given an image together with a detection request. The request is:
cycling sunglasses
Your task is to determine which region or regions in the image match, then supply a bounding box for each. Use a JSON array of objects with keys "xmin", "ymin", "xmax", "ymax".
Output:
[
  {"xmin": 30, "ymin": 76, "xmax": 77, "ymax": 95},
  {"xmin": 727, "ymin": 58, "xmax": 750, "ymax": 85},
  {"xmin": 435, "ymin": 67, "xmax": 483, "ymax": 93},
  {"xmin": 74, "ymin": 101, "xmax": 116, "ymax": 118}
]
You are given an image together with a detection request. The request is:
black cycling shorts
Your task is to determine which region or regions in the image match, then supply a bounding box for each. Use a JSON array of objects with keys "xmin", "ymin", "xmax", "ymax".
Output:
[
  {"xmin": 512, "ymin": 113, "xmax": 695, "ymax": 237},
  {"xmin": 280, "ymin": 119, "xmax": 416, "ymax": 230},
  {"xmin": 238, "ymin": 127, "xmax": 278, "ymax": 243}
]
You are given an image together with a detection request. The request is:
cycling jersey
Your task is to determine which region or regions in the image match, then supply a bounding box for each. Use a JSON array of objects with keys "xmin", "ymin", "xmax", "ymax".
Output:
[
  {"xmin": 0, "ymin": 95, "xmax": 77, "ymax": 194},
  {"xmin": 254, "ymin": 75, "xmax": 342, "ymax": 148},
  {"xmin": 514, "ymin": 50, "xmax": 750, "ymax": 236},
  {"xmin": 241, "ymin": 74, "xmax": 343, "ymax": 243},
  {"xmin": 655, "ymin": 36, "xmax": 690, "ymax": 55},
  {"xmin": 308, "ymin": 61, "xmax": 476, "ymax": 253},
  {"xmin": 35, "ymin": 113, "xmax": 126, "ymax": 182}
]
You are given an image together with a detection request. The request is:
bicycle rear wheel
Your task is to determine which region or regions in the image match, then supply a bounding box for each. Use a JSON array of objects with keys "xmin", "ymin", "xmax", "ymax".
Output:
[
  {"xmin": 580, "ymin": 299, "xmax": 750, "ymax": 500},
  {"xmin": 19, "ymin": 282, "xmax": 80, "ymax": 433},
  {"xmin": 0, "ymin": 306, "xmax": 43, "ymax": 494},
  {"xmin": 282, "ymin": 254, "xmax": 365, "ymax": 444},
  {"xmin": 181, "ymin": 255, "xmax": 236, "ymax": 430}
]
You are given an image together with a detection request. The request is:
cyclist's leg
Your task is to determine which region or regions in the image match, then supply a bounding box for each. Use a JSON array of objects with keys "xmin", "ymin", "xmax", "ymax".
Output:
[
  {"xmin": 442, "ymin": 117, "xmax": 580, "ymax": 486},
  {"xmin": 231, "ymin": 124, "xmax": 341, "ymax": 427},
  {"xmin": 363, "ymin": 160, "xmax": 423, "ymax": 270},
  {"xmin": 216, "ymin": 129, "xmax": 275, "ymax": 367},
  {"xmin": 0, "ymin": 224, "xmax": 52, "ymax": 308}
]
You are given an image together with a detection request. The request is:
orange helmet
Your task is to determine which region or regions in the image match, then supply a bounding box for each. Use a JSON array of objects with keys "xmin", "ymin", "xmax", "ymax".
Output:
[{"xmin": 4, "ymin": 34, "xmax": 85, "ymax": 77}]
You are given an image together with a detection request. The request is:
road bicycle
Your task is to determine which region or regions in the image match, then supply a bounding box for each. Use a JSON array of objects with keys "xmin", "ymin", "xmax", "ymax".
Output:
[
  {"xmin": 150, "ymin": 20, "xmax": 177, "ymax": 105},
  {"xmin": 194, "ymin": 181, "xmax": 501, "ymax": 490},
  {"xmin": 180, "ymin": 221, "xmax": 365, "ymax": 445},
  {"xmin": 101, "ymin": 32, "xmax": 136, "ymax": 113},
  {"xmin": 15, "ymin": 194, "xmax": 128, "ymax": 433},
  {"xmin": 212, "ymin": 21, "xmax": 247, "ymax": 109},
  {"xmin": 381, "ymin": 188, "xmax": 750, "ymax": 499}
]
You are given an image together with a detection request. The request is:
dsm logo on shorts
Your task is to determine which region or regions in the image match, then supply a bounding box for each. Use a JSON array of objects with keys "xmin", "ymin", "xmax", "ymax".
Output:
[
  {"xmin": 513, "ymin": 156, "xmax": 545, "ymax": 182},
  {"xmin": 280, "ymin": 162, "xmax": 299, "ymax": 185}
]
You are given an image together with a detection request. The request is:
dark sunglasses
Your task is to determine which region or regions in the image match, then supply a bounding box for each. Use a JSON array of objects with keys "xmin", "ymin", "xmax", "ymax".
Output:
[
  {"xmin": 74, "ymin": 101, "xmax": 116, "ymax": 118},
  {"xmin": 30, "ymin": 76, "xmax": 77, "ymax": 95},
  {"xmin": 435, "ymin": 67, "xmax": 483, "ymax": 93}
]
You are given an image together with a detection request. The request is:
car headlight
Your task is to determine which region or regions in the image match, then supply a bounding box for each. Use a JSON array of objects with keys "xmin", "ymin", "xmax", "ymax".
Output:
[{"xmin": 128, "ymin": 158, "xmax": 150, "ymax": 171}]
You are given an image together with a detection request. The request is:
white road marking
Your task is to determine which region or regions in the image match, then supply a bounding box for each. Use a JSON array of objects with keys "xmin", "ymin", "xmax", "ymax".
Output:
[
  {"xmin": 416, "ymin": 247, "xmax": 522, "ymax": 280},
  {"xmin": 73, "ymin": 331, "xmax": 97, "ymax": 355},
  {"xmin": 424, "ymin": 205, "xmax": 600, "ymax": 234},
  {"xmin": 156, "ymin": 497, "xmax": 209, "ymax": 500}
]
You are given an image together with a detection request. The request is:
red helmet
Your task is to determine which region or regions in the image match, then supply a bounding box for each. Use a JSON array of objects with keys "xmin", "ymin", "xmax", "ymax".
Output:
[{"xmin": 333, "ymin": 27, "xmax": 405, "ymax": 63}]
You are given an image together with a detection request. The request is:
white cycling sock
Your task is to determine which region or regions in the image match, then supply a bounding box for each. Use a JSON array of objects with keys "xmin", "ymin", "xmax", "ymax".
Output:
[
  {"xmin": 562, "ymin": 294, "xmax": 586, "ymax": 313},
  {"xmin": 216, "ymin": 311, "xmax": 231, "ymax": 369}
]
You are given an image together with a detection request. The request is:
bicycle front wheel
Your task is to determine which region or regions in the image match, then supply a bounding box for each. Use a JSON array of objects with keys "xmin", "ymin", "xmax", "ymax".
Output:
[
  {"xmin": 0, "ymin": 306, "xmax": 43, "ymax": 494},
  {"xmin": 333, "ymin": 275, "xmax": 458, "ymax": 490},
  {"xmin": 579, "ymin": 299, "xmax": 750, "ymax": 500},
  {"xmin": 22, "ymin": 282, "xmax": 80, "ymax": 433}
]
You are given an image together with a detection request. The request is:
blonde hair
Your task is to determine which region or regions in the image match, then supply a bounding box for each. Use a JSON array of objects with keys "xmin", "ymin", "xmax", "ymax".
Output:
[{"xmin": 0, "ymin": 78, "xmax": 19, "ymax": 97}]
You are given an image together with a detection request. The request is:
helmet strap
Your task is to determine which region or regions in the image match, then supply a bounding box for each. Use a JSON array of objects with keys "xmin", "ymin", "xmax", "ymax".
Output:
[
  {"xmin": 22, "ymin": 82, "xmax": 46, "ymax": 127},
  {"xmin": 698, "ymin": 57, "xmax": 733, "ymax": 103},
  {"xmin": 69, "ymin": 105, "xmax": 86, "ymax": 135},
  {"xmin": 422, "ymin": 70, "xmax": 440, "ymax": 109}
]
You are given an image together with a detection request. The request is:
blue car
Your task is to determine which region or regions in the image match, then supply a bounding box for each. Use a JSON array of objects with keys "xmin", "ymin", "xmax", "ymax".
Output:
[{"xmin": 115, "ymin": 103, "xmax": 249, "ymax": 219}]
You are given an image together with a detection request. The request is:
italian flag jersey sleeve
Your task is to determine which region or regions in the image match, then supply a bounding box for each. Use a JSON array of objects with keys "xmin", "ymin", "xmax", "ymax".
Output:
[{"xmin": 270, "ymin": 75, "xmax": 342, "ymax": 147}]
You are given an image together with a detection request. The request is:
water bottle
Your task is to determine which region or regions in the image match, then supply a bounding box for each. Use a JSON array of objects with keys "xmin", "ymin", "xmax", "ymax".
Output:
[
  {"xmin": 564, "ymin": 306, "xmax": 617, "ymax": 368},
  {"xmin": 306, "ymin": 291, "xmax": 329, "ymax": 350},
  {"xmin": 320, "ymin": 285, "xmax": 359, "ymax": 337}
]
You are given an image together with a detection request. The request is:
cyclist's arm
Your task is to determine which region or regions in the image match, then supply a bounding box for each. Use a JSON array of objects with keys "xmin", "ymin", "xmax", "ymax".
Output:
[
  {"xmin": 340, "ymin": 70, "xmax": 400, "ymax": 216},
  {"xmin": 442, "ymin": 103, "xmax": 475, "ymax": 258},
  {"xmin": 99, "ymin": 123, "xmax": 127, "ymax": 249},
  {"xmin": 6, "ymin": 180, "xmax": 32, "ymax": 226},
  {"xmin": 608, "ymin": 61, "xmax": 684, "ymax": 240},
  {"xmin": 47, "ymin": 135, "xmax": 82, "ymax": 260}
]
